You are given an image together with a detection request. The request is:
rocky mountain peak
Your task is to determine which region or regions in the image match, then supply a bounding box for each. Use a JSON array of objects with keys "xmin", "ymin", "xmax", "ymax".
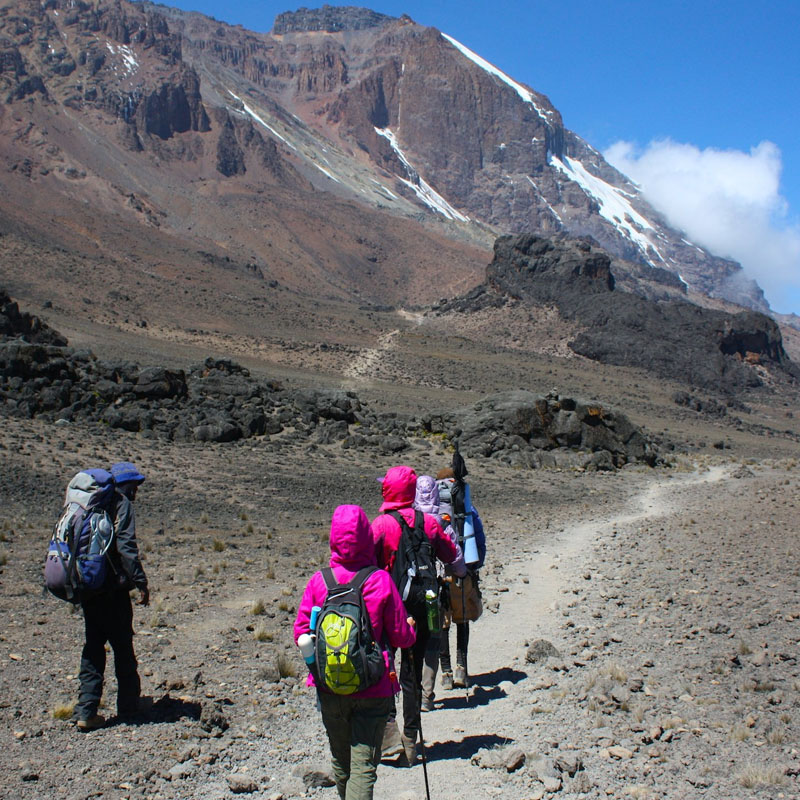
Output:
[
  {"xmin": 272, "ymin": 5, "xmax": 396, "ymax": 34},
  {"xmin": 0, "ymin": 0, "xmax": 779, "ymax": 318}
]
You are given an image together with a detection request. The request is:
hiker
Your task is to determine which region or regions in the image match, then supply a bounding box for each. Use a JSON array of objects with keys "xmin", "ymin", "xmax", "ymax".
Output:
[
  {"xmin": 294, "ymin": 505, "xmax": 416, "ymax": 800},
  {"xmin": 413, "ymin": 474, "xmax": 464, "ymax": 711},
  {"xmin": 75, "ymin": 461, "xmax": 149, "ymax": 731},
  {"xmin": 436, "ymin": 467, "xmax": 486, "ymax": 689},
  {"xmin": 370, "ymin": 465, "xmax": 464, "ymax": 764}
]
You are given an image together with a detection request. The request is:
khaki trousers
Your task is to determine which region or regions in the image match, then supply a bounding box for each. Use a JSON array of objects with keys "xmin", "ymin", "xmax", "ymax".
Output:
[{"xmin": 319, "ymin": 692, "xmax": 394, "ymax": 800}]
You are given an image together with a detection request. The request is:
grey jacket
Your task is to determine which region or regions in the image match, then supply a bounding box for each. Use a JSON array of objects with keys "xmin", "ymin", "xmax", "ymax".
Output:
[{"xmin": 107, "ymin": 492, "xmax": 148, "ymax": 591}]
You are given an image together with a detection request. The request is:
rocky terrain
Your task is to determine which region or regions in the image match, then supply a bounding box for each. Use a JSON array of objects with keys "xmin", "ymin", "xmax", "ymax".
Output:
[
  {"xmin": 1, "ymin": 284, "xmax": 800, "ymax": 800},
  {"xmin": 1, "ymin": 290, "xmax": 660, "ymax": 469},
  {"xmin": 439, "ymin": 234, "xmax": 798, "ymax": 394},
  {"xmin": 1, "ymin": 412, "xmax": 798, "ymax": 800}
]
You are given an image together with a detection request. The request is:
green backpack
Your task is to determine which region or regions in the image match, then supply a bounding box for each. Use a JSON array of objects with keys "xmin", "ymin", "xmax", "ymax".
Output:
[{"xmin": 314, "ymin": 567, "xmax": 386, "ymax": 695}]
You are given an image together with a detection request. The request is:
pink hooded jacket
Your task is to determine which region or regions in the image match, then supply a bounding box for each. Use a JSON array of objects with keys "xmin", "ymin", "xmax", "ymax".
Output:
[
  {"xmin": 370, "ymin": 465, "xmax": 462, "ymax": 576},
  {"xmin": 294, "ymin": 504, "xmax": 416, "ymax": 697}
]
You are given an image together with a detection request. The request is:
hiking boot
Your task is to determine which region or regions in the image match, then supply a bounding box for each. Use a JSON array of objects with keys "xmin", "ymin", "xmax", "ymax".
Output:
[
  {"xmin": 401, "ymin": 732, "xmax": 417, "ymax": 766},
  {"xmin": 76, "ymin": 714, "xmax": 105, "ymax": 732},
  {"xmin": 381, "ymin": 719, "xmax": 403, "ymax": 758},
  {"xmin": 453, "ymin": 666, "xmax": 469, "ymax": 688},
  {"xmin": 421, "ymin": 694, "xmax": 434, "ymax": 712},
  {"xmin": 440, "ymin": 671, "xmax": 454, "ymax": 690}
]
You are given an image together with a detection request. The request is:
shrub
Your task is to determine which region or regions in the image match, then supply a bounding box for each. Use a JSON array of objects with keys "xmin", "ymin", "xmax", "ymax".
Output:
[{"xmin": 277, "ymin": 653, "xmax": 296, "ymax": 678}]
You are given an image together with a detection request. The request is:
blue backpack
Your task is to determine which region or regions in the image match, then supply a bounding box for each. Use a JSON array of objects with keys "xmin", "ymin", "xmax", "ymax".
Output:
[{"xmin": 44, "ymin": 469, "xmax": 116, "ymax": 603}]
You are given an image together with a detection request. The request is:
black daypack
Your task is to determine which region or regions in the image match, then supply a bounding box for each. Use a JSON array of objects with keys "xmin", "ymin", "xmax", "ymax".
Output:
[
  {"xmin": 314, "ymin": 566, "xmax": 386, "ymax": 695},
  {"xmin": 385, "ymin": 509, "xmax": 438, "ymax": 621}
]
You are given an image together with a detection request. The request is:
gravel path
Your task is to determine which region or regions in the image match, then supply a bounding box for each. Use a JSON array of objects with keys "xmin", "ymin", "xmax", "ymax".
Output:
[{"xmin": 2, "ymin": 412, "xmax": 798, "ymax": 800}]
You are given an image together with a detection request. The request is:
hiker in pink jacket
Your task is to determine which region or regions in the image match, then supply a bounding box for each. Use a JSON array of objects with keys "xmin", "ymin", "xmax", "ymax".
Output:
[
  {"xmin": 370, "ymin": 465, "xmax": 464, "ymax": 764},
  {"xmin": 295, "ymin": 504, "xmax": 416, "ymax": 800}
]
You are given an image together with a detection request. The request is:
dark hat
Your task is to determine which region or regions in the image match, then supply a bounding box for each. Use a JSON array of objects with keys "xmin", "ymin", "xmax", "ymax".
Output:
[
  {"xmin": 435, "ymin": 467, "xmax": 454, "ymax": 480},
  {"xmin": 110, "ymin": 461, "xmax": 146, "ymax": 485}
]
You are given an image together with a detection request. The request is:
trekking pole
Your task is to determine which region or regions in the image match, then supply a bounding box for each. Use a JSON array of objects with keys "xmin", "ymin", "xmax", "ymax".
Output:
[{"xmin": 408, "ymin": 648, "xmax": 432, "ymax": 800}]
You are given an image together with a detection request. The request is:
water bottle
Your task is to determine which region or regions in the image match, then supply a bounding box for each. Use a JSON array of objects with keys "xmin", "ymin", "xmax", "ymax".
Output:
[
  {"xmin": 462, "ymin": 483, "xmax": 479, "ymax": 566},
  {"xmin": 297, "ymin": 633, "xmax": 315, "ymax": 666},
  {"xmin": 89, "ymin": 514, "xmax": 114, "ymax": 555},
  {"xmin": 425, "ymin": 589, "xmax": 440, "ymax": 633},
  {"xmin": 310, "ymin": 605, "xmax": 321, "ymax": 631}
]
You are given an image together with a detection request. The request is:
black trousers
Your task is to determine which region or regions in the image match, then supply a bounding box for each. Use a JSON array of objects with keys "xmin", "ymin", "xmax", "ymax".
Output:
[
  {"xmin": 76, "ymin": 589, "xmax": 140, "ymax": 720},
  {"xmin": 399, "ymin": 612, "xmax": 430, "ymax": 740},
  {"xmin": 440, "ymin": 621, "xmax": 470, "ymax": 673}
]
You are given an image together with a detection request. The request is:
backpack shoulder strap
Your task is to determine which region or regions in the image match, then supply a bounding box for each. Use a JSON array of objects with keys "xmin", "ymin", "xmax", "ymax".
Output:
[
  {"xmin": 321, "ymin": 567, "xmax": 338, "ymax": 591},
  {"xmin": 384, "ymin": 509, "xmax": 406, "ymax": 527},
  {"xmin": 384, "ymin": 509, "xmax": 420, "ymax": 538},
  {"xmin": 349, "ymin": 565, "xmax": 378, "ymax": 590},
  {"xmin": 386, "ymin": 509, "xmax": 426, "ymax": 544}
]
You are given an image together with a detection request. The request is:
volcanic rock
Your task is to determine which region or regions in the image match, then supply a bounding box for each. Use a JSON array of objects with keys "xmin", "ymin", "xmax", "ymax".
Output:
[{"xmin": 462, "ymin": 234, "xmax": 798, "ymax": 393}]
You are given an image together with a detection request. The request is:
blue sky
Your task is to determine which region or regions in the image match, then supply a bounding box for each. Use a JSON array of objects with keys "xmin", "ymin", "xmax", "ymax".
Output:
[{"xmin": 163, "ymin": 0, "xmax": 800, "ymax": 315}]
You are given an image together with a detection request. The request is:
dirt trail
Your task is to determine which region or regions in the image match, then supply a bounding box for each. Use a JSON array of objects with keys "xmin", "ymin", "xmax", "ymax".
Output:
[
  {"xmin": 372, "ymin": 466, "xmax": 729, "ymax": 799},
  {"xmin": 342, "ymin": 330, "xmax": 400, "ymax": 383}
]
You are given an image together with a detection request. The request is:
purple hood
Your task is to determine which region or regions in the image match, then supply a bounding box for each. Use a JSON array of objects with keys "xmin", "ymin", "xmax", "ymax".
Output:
[{"xmin": 413, "ymin": 475, "xmax": 440, "ymax": 517}]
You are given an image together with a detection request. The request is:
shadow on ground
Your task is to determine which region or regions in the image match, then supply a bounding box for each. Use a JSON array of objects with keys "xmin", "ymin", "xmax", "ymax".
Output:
[
  {"xmin": 107, "ymin": 694, "xmax": 202, "ymax": 727},
  {"xmin": 391, "ymin": 734, "xmax": 515, "ymax": 764},
  {"xmin": 470, "ymin": 667, "xmax": 527, "ymax": 688}
]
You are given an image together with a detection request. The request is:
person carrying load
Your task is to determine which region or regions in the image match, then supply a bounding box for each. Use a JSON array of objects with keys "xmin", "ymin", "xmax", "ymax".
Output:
[{"xmin": 294, "ymin": 505, "xmax": 415, "ymax": 800}]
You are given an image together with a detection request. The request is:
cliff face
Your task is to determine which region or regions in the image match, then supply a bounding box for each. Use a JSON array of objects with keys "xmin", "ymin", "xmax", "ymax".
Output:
[
  {"xmin": 272, "ymin": 6, "xmax": 395, "ymax": 34},
  {"xmin": 181, "ymin": 5, "xmax": 764, "ymax": 309},
  {"xmin": 0, "ymin": 0, "xmax": 771, "ymax": 314}
]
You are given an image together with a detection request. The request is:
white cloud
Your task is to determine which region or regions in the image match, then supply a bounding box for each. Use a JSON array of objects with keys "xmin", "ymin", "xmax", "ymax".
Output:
[{"xmin": 604, "ymin": 139, "xmax": 800, "ymax": 314}]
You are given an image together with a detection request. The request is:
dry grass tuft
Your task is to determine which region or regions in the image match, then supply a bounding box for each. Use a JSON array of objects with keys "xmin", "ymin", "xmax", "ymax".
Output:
[
  {"xmin": 249, "ymin": 599, "xmax": 266, "ymax": 616},
  {"xmin": 737, "ymin": 764, "xmax": 787, "ymax": 788},
  {"xmin": 52, "ymin": 702, "xmax": 75, "ymax": 720},
  {"xmin": 606, "ymin": 662, "xmax": 627, "ymax": 683},
  {"xmin": 765, "ymin": 727, "xmax": 787, "ymax": 745},
  {"xmin": 730, "ymin": 724, "xmax": 752, "ymax": 742},
  {"xmin": 277, "ymin": 653, "xmax": 296, "ymax": 678},
  {"xmin": 624, "ymin": 787, "xmax": 655, "ymax": 800},
  {"xmin": 253, "ymin": 623, "xmax": 273, "ymax": 642}
]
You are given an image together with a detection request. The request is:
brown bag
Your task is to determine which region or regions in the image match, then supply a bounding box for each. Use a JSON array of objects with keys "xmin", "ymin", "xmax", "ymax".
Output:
[{"xmin": 450, "ymin": 573, "xmax": 482, "ymax": 622}]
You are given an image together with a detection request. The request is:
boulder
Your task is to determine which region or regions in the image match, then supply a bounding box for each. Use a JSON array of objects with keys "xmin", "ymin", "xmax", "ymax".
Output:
[{"xmin": 134, "ymin": 367, "xmax": 187, "ymax": 399}]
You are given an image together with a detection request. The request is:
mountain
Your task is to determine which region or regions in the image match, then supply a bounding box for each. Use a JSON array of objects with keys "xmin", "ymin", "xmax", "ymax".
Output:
[{"xmin": 0, "ymin": 0, "xmax": 769, "ymax": 317}]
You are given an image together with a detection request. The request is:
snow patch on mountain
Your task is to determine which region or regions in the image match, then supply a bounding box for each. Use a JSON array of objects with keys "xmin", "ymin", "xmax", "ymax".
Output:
[
  {"xmin": 549, "ymin": 154, "xmax": 665, "ymax": 265},
  {"xmin": 527, "ymin": 176, "xmax": 563, "ymax": 223},
  {"xmin": 442, "ymin": 33, "xmax": 555, "ymax": 124},
  {"xmin": 228, "ymin": 91, "xmax": 297, "ymax": 151},
  {"xmin": 375, "ymin": 127, "xmax": 470, "ymax": 222},
  {"xmin": 106, "ymin": 42, "xmax": 138, "ymax": 76},
  {"xmin": 313, "ymin": 163, "xmax": 341, "ymax": 183}
]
